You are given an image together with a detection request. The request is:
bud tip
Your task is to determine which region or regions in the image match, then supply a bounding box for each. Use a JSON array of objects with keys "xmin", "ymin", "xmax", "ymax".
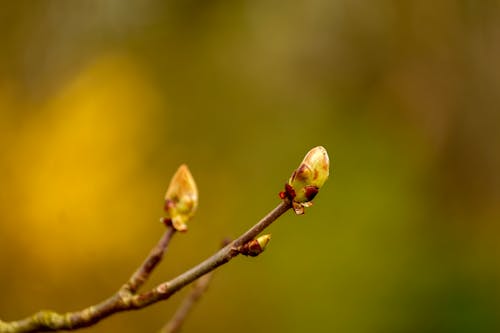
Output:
[{"xmin": 256, "ymin": 234, "xmax": 272, "ymax": 251}]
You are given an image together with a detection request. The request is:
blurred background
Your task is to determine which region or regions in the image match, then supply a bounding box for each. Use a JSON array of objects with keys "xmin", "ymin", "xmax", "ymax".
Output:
[{"xmin": 0, "ymin": 1, "xmax": 499, "ymax": 332}]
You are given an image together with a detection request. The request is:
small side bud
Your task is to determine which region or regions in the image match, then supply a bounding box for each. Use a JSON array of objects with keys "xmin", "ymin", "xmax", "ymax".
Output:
[
  {"xmin": 280, "ymin": 146, "xmax": 330, "ymax": 214},
  {"xmin": 239, "ymin": 234, "xmax": 272, "ymax": 257},
  {"xmin": 163, "ymin": 164, "xmax": 198, "ymax": 231},
  {"xmin": 256, "ymin": 234, "xmax": 272, "ymax": 251}
]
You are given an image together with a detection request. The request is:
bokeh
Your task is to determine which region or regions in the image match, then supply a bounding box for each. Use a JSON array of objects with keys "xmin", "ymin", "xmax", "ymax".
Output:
[{"xmin": 1, "ymin": 1, "xmax": 499, "ymax": 332}]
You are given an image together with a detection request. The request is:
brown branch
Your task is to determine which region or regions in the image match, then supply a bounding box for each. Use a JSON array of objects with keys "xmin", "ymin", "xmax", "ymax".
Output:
[
  {"xmin": 123, "ymin": 225, "xmax": 176, "ymax": 294},
  {"xmin": 0, "ymin": 199, "xmax": 291, "ymax": 333},
  {"xmin": 159, "ymin": 273, "xmax": 213, "ymax": 333}
]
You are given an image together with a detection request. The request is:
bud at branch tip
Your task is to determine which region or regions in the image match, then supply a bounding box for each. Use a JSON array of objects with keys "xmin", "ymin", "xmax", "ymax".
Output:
[
  {"xmin": 279, "ymin": 146, "xmax": 330, "ymax": 214},
  {"xmin": 162, "ymin": 164, "xmax": 198, "ymax": 232}
]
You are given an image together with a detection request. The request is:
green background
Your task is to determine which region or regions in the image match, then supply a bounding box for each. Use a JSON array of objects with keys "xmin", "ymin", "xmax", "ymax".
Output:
[{"xmin": 1, "ymin": 1, "xmax": 499, "ymax": 332}]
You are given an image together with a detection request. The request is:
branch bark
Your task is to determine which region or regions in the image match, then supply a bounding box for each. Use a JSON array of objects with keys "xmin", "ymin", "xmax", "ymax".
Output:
[
  {"xmin": 0, "ymin": 199, "xmax": 291, "ymax": 333},
  {"xmin": 123, "ymin": 225, "xmax": 176, "ymax": 294}
]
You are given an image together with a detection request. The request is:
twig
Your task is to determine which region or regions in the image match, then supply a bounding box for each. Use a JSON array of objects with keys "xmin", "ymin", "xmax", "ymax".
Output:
[
  {"xmin": 160, "ymin": 273, "xmax": 213, "ymax": 333},
  {"xmin": 123, "ymin": 225, "xmax": 176, "ymax": 294},
  {"xmin": 0, "ymin": 199, "xmax": 291, "ymax": 333}
]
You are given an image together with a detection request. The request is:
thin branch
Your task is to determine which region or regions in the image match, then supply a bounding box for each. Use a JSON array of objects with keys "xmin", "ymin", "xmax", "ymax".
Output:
[
  {"xmin": 0, "ymin": 226, "xmax": 176, "ymax": 333},
  {"xmin": 123, "ymin": 225, "xmax": 176, "ymax": 294},
  {"xmin": 0, "ymin": 199, "xmax": 291, "ymax": 333},
  {"xmin": 160, "ymin": 273, "xmax": 213, "ymax": 333}
]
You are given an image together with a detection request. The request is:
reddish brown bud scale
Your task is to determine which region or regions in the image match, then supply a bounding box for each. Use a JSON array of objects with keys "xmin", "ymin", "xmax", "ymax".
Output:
[
  {"xmin": 160, "ymin": 217, "xmax": 172, "ymax": 226},
  {"xmin": 240, "ymin": 240, "xmax": 262, "ymax": 257},
  {"xmin": 304, "ymin": 186, "xmax": 319, "ymax": 201},
  {"xmin": 286, "ymin": 184, "xmax": 296, "ymax": 198}
]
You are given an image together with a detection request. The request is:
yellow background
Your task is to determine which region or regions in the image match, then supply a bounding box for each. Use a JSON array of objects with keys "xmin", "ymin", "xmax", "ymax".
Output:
[{"xmin": 1, "ymin": 2, "xmax": 499, "ymax": 332}]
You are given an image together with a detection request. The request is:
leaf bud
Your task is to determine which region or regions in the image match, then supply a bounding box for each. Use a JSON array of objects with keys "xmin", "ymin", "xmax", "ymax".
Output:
[
  {"xmin": 239, "ymin": 234, "xmax": 272, "ymax": 257},
  {"xmin": 163, "ymin": 164, "xmax": 198, "ymax": 231},
  {"xmin": 280, "ymin": 146, "xmax": 330, "ymax": 214}
]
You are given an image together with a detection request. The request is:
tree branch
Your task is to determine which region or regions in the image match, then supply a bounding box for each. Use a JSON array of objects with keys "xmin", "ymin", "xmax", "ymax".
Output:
[
  {"xmin": 122, "ymin": 225, "xmax": 176, "ymax": 294},
  {"xmin": 159, "ymin": 273, "xmax": 213, "ymax": 333},
  {"xmin": 0, "ymin": 199, "xmax": 291, "ymax": 333}
]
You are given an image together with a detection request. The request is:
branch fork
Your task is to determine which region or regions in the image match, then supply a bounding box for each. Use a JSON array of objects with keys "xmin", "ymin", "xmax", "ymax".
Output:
[{"xmin": 0, "ymin": 146, "xmax": 330, "ymax": 333}]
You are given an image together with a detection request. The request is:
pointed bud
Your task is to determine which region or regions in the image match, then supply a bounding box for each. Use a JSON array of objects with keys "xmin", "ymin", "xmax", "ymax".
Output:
[
  {"xmin": 280, "ymin": 146, "xmax": 330, "ymax": 214},
  {"xmin": 256, "ymin": 234, "xmax": 272, "ymax": 251},
  {"xmin": 163, "ymin": 164, "xmax": 198, "ymax": 231},
  {"xmin": 239, "ymin": 234, "xmax": 272, "ymax": 257}
]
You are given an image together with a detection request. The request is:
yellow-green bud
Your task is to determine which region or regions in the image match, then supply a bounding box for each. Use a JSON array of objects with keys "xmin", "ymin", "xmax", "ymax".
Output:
[
  {"xmin": 239, "ymin": 234, "xmax": 272, "ymax": 257},
  {"xmin": 280, "ymin": 146, "xmax": 330, "ymax": 214},
  {"xmin": 256, "ymin": 234, "xmax": 272, "ymax": 251},
  {"xmin": 164, "ymin": 164, "xmax": 198, "ymax": 231}
]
